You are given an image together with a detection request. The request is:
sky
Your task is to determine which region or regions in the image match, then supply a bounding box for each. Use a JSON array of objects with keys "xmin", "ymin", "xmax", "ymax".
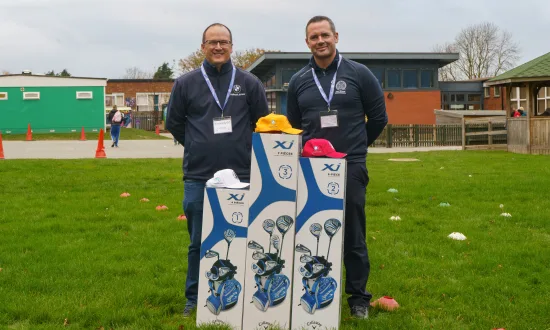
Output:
[{"xmin": 1, "ymin": 0, "xmax": 549, "ymax": 78}]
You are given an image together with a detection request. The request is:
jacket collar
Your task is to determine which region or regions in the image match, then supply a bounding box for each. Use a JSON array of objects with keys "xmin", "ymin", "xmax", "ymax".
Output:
[
  {"xmin": 202, "ymin": 59, "xmax": 234, "ymax": 76},
  {"xmin": 309, "ymin": 49, "xmax": 341, "ymax": 72}
]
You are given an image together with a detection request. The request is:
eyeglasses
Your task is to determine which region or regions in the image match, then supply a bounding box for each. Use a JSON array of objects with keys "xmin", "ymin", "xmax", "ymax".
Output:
[{"xmin": 204, "ymin": 40, "xmax": 232, "ymax": 48}]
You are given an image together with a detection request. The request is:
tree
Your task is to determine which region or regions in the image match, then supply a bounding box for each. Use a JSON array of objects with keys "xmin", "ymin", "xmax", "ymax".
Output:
[
  {"xmin": 45, "ymin": 69, "xmax": 72, "ymax": 77},
  {"xmin": 153, "ymin": 62, "xmax": 174, "ymax": 79},
  {"xmin": 434, "ymin": 22, "xmax": 520, "ymax": 81},
  {"xmin": 178, "ymin": 49, "xmax": 205, "ymax": 73},
  {"xmin": 123, "ymin": 67, "xmax": 153, "ymax": 79},
  {"xmin": 178, "ymin": 48, "xmax": 278, "ymax": 73}
]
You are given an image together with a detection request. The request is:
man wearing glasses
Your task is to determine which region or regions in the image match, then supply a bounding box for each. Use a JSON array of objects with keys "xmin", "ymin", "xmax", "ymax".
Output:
[
  {"xmin": 286, "ymin": 16, "xmax": 388, "ymax": 319},
  {"xmin": 166, "ymin": 23, "xmax": 269, "ymax": 317}
]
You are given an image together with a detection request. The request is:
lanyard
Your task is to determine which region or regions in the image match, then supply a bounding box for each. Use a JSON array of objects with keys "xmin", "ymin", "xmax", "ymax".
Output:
[
  {"xmin": 311, "ymin": 55, "xmax": 342, "ymax": 111},
  {"xmin": 201, "ymin": 63, "xmax": 236, "ymax": 116}
]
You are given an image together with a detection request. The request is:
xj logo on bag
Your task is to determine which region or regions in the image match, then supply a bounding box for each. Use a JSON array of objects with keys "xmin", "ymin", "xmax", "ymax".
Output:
[
  {"xmin": 322, "ymin": 164, "xmax": 341, "ymax": 177},
  {"xmin": 273, "ymin": 141, "xmax": 295, "ymax": 156}
]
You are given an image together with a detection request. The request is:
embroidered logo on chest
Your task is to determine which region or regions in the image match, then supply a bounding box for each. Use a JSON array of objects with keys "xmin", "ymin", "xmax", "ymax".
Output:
[{"xmin": 335, "ymin": 80, "xmax": 347, "ymax": 94}]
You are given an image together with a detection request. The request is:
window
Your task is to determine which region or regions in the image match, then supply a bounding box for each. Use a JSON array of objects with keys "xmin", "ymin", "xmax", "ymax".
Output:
[
  {"xmin": 403, "ymin": 70, "xmax": 418, "ymax": 89},
  {"xmin": 0, "ymin": 92, "xmax": 7, "ymax": 100},
  {"xmin": 264, "ymin": 73, "xmax": 276, "ymax": 88},
  {"xmin": 510, "ymin": 87, "xmax": 528, "ymax": 111},
  {"xmin": 77, "ymin": 91, "xmax": 93, "ymax": 99},
  {"xmin": 420, "ymin": 70, "xmax": 434, "ymax": 88},
  {"xmin": 282, "ymin": 69, "xmax": 298, "ymax": 86},
  {"xmin": 370, "ymin": 68, "xmax": 385, "ymax": 88},
  {"xmin": 536, "ymin": 87, "xmax": 550, "ymax": 115},
  {"xmin": 23, "ymin": 92, "xmax": 40, "ymax": 100},
  {"xmin": 494, "ymin": 86, "xmax": 501, "ymax": 97},
  {"xmin": 266, "ymin": 92, "xmax": 276, "ymax": 112},
  {"xmin": 387, "ymin": 69, "xmax": 401, "ymax": 88},
  {"xmin": 468, "ymin": 94, "xmax": 481, "ymax": 102},
  {"xmin": 456, "ymin": 94, "xmax": 465, "ymax": 102},
  {"xmin": 105, "ymin": 93, "xmax": 124, "ymax": 107},
  {"xmin": 484, "ymin": 88, "xmax": 490, "ymax": 98}
]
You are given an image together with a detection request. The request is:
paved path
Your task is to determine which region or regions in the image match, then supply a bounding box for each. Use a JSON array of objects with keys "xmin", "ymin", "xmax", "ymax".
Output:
[{"xmin": 1, "ymin": 139, "xmax": 461, "ymax": 160}]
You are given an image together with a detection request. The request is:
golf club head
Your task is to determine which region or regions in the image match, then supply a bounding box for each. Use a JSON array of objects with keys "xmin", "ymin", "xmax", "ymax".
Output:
[
  {"xmin": 295, "ymin": 244, "xmax": 311, "ymax": 255},
  {"xmin": 264, "ymin": 260, "xmax": 278, "ymax": 272},
  {"xmin": 218, "ymin": 267, "xmax": 231, "ymax": 278},
  {"xmin": 324, "ymin": 218, "xmax": 342, "ymax": 238},
  {"xmin": 248, "ymin": 240, "xmax": 264, "ymax": 252},
  {"xmin": 262, "ymin": 219, "xmax": 275, "ymax": 235},
  {"xmin": 224, "ymin": 229, "xmax": 236, "ymax": 244},
  {"xmin": 271, "ymin": 234, "xmax": 281, "ymax": 253},
  {"xmin": 309, "ymin": 223, "xmax": 322, "ymax": 239},
  {"xmin": 300, "ymin": 254, "xmax": 315, "ymax": 263},
  {"xmin": 299, "ymin": 266, "xmax": 312, "ymax": 278},
  {"xmin": 205, "ymin": 249, "xmax": 219, "ymax": 259},
  {"xmin": 311, "ymin": 263, "xmax": 325, "ymax": 276},
  {"xmin": 251, "ymin": 262, "xmax": 266, "ymax": 276},
  {"xmin": 206, "ymin": 270, "xmax": 219, "ymax": 281},
  {"xmin": 252, "ymin": 251, "xmax": 268, "ymax": 260},
  {"xmin": 276, "ymin": 215, "xmax": 294, "ymax": 235}
]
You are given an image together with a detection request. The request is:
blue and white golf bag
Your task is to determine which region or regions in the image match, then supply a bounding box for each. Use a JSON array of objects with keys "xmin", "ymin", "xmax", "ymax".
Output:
[
  {"xmin": 205, "ymin": 259, "xmax": 242, "ymax": 315},
  {"xmin": 300, "ymin": 276, "xmax": 337, "ymax": 314},
  {"xmin": 252, "ymin": 273, "xmax": 290, "ymax": 311}
]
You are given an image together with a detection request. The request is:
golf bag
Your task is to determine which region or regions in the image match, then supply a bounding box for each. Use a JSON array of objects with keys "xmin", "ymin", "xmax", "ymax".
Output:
[
  {"xmin": 300, "ymin": 276, "xmax": 337, "ymax": 314},
  {"xmin": 204, "ymin": 259, "xmax": 241, "ymax": 315},
  {"xmin": 251, "ymin": 273, "xmax": 290, "ymax": 311}
]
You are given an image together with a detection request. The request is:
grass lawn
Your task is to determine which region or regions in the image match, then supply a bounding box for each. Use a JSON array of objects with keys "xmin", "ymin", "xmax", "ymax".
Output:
[
  {"xmin": 0, "ymin": 151, "xmax": 548, "ymax": 329},
  {"xmin": 1, "ymin": 128, "xmax": 170, "ymax": 141}
]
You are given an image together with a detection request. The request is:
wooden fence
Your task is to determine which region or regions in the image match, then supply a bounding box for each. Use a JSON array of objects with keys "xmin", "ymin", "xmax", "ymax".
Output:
[
  {"xmin": 131, "ymin": 111, "xmax": 162, "ymax": 131},
  {"xmin": 461, "ymin": 117, "xmax": 507, "ymax": 150},
  {"xmin": 371, "ymin": 124, "xmax": 462, "ymax": 148}
]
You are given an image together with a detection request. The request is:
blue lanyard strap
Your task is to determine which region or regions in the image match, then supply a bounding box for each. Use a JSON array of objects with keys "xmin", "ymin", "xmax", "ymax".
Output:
[
  {"xmin": 201, "ymin": 63, "xmax": 236, "ymax": 116},
  {"xmin": 311, "ymin": 55, "xmax": 342, "ymax": 111}
]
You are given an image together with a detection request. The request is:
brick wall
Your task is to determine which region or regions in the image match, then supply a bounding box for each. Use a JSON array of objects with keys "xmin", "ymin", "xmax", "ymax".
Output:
[
  {"xmin": 484, "ymin": 86, "xmax": 508, "ymax": 110},
  {"xmin": 106, "ymin": 80, "xmax": 174, "ymax": 100},
  {"xmin": 384, "ymin": 90, "xmax": 441, "ymax": 124}
]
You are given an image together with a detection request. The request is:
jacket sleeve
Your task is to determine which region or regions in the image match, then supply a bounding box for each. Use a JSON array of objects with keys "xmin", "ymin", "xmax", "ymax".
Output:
[
  {"xmin": 249, "ymin": 77, "xmax": 270, "ymax": 130},
  {"xmin": 357, "ymin": 65, "xmax": 388, "ymax": 146},
  {"xmin": 166, "ymin": 79, "xmax": 186, "ymax": 146},
  {"xmin": 286, "ymin": 75, "xmax": 302, "ymax": 129}
]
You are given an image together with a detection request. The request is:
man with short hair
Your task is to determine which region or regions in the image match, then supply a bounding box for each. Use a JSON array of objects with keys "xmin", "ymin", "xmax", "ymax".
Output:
[
  {"xmin": 166, "ymin": 23, "xmax": 269, "ymax": 317},
  {"xmin": 286, "ymin": 16, "xmax": 388, "ymax": 319}
]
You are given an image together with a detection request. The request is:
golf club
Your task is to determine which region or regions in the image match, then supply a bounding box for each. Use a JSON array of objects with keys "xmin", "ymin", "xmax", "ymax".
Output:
[
  {"xmin": 224, "ymin": 229, "xmax": 236, "ymax": 260},
  {"xmin": 295, "ymin": 244, "xmax": 312, "ymax": 256},
  {"xmin": 271, "ymin": 234, "xmax": 281, "ymax": 257},
  {"xmin": 262, "ymin": 219, "xmax": 275, "ymax": 253},
  {"xmin": 300, "ymin": 254, "xmax": 315, "ymax": 263},
  {"xmin": 324, "ymin": 218, "xmax": 342, "ymax": 261},
  {"xmin": 205, "ymin": 249, "xmax": 219, "ymax": 260},
  {"xmin": 252, "ymin": 251, "xmax": 268, "ymax": 260},
  {"xmin": 276, "ymin": 215, "xmax": 294, "ymax": 259},
  {"xmin": 248, "ymin": 240, "xmax": 264, "ymax": 253},
  {"xmin": 309, "ymin": 223, "xmax": 322, "ymax": 255}
]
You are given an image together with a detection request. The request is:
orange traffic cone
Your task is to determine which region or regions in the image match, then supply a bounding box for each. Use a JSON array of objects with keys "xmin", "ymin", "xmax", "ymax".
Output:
[
  {"xmin": 95, "ymin": 129, "xmax": 107, "ymax": 158},
  {"xmin": 0, "ymin": 131, "xmax": 5, "ymax": 160},
  {"xmin": 155, "ymin": 125, "xmax": 160, "ymax": 135},
  {"xmin": 80, "ymin": 127, "xmax": 86, "ymax": 141},
  {"xmin": 26, "ymin": 123, "xmax": 32, "ymax": 141}
]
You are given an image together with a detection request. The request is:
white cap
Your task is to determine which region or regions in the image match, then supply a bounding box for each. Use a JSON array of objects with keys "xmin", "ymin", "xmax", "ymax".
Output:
[{"xmin": 206, "ymin": 169, "xmax": 249, "ymax": 189}]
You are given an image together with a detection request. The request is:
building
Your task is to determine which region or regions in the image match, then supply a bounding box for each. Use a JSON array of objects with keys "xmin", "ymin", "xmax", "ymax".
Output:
[
  {"xmin": 0, "ymin": 74, "xmax": 107, "ymax": 134},
  {"xmin": 105, "ymin": 79, "xmax": 174, "ymax": 112},
  {"xmin": 246, "ymin": 52, "xmax": 459, "ymax": 124}
]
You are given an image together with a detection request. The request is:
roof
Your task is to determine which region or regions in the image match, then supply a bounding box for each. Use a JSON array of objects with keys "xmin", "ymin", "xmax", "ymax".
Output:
[
  {"xmin": 1, "ymin": 74, "xmax": 107, "ymax": 80},
  {"xmin": 0, "ymin": 74, "xmax": 107, "ymax": 87},
  {"xmin": 107, "ymin": 79, "xmax": 175, "ymax": 83},
  {"xmin": 246, "ymin": 52, "xmax": 460, "ymax": 77},
  {"xmin": 486, "ymin": 52, "xmax": 550, "ymax": 86}
]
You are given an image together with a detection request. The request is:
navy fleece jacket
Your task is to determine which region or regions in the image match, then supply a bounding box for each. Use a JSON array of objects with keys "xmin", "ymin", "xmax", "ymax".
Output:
[
  {"xmin": 166, "ymin": 59, "xmax": 269, "ymax": 181},
  {"xmin": 286, "ymin": 50, "xmax": 388, "ymax": 163}
]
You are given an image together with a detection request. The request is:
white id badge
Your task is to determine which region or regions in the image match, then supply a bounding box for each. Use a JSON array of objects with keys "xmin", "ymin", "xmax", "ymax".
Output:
[
  {"xmin": 320, "ymin": 110, "xmax": 339, "ymax": 128},
  {"xmin": 213, "ymin": 117, "xmax": 232, "ymax": 134}
]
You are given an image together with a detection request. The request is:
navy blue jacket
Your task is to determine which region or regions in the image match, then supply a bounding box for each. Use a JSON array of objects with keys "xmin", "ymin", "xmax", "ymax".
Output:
[
  {"xmin": 166, "ymin": 59, "xmax": 269, "ymax": 181},
  {"xmin": 287, "ymin": 50, "xmax": 388, "ymax": 163}
]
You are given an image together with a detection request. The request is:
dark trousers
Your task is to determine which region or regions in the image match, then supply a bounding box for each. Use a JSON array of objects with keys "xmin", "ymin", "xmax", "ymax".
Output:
[
  {"xmin": 343, "ymin": 162, "xmax": 372, "ymax": 308},
  {"xmin": 182, "ymin": 180, "xmax": 206, "ymax": 305}
]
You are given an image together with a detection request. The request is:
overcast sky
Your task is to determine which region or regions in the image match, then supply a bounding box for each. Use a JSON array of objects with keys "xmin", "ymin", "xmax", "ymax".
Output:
[{"xmin": 1, "ymin": 0, "xmax": 549, "ymax": 78}]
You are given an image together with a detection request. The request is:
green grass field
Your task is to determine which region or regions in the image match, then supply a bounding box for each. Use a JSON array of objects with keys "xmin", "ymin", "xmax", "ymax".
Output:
[
  {"xmin": 0, "ymin": 151, "xmax": 548, "ymax": 329},
  {"xmin": 1, "ymin": 128, "xmax": 170, "ymax": 141}
]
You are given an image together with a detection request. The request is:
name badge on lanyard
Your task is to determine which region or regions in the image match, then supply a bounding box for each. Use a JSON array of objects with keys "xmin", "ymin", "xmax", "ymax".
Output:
[
  {"xmin": 201, "ymin": 63, "xmax": 236, "ymax": 134},
  {"xmin": 312, "ymin": 55, "xmax": 342, "ymax": 129}
]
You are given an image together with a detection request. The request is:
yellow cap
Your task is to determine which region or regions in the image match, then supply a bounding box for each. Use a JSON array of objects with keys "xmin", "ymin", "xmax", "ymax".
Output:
[{"xmin": 255, "ymin": 113, "xmax": 303, "ymax": 135}]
